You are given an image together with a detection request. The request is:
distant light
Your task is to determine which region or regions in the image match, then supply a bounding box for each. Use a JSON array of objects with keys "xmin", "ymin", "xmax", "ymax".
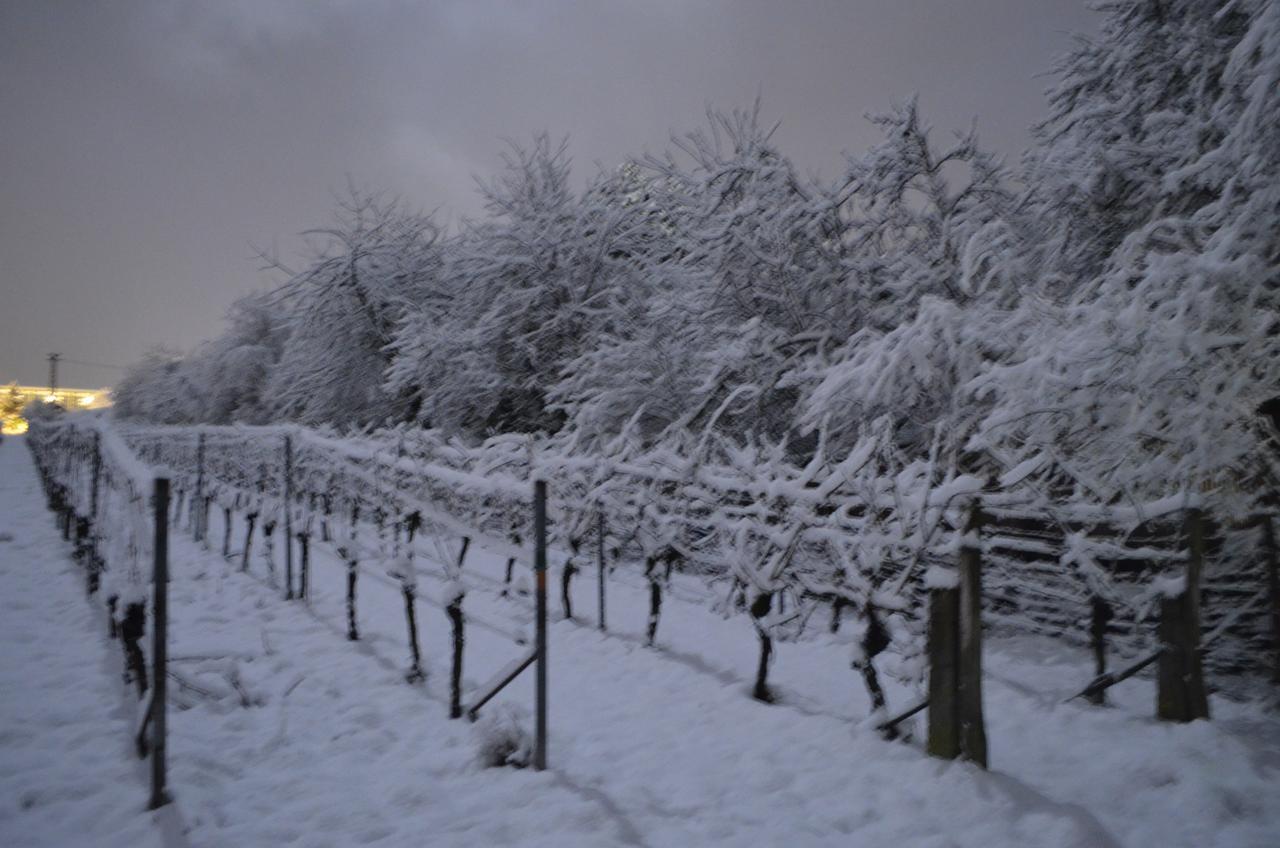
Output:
[
  {"xmin": 79, "ymin": 394, "xmax": 95, "ymax": 406},
  {"xmin": 44, "ymin": 393, "xmax": 57, "ymax": 403}
]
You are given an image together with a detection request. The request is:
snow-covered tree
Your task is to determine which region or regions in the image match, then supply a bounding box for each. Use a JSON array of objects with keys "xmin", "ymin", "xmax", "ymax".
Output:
[
  {"xmin": 971, "ymin": 0, "xmax": 1280, "ymax": 515},
  {"xmin": 390, "ymin": 136, "xmax": 655, "ymax": 437},
  {"xmin": 268, "ymin": 188, "xmax": 439, "ymax": 427}
]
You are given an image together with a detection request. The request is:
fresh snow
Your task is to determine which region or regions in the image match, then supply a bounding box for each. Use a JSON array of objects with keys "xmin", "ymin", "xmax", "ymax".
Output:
[
  {"xmin": 0, "ymin": 438, "xmax": 168, "ymax": 848},
  {"xmin": 2, "ymin": 435, "xmax": 1279, "ymax": 847},
  {"xmin": 923, "ymin": 566, "xmax": 960, "ymax": 590}
]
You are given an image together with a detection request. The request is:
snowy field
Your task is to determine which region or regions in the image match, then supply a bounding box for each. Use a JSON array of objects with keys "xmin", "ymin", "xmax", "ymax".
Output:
[{"xmin": 2, "ymin": 434, "xmax": 1279, "ymax": 848}]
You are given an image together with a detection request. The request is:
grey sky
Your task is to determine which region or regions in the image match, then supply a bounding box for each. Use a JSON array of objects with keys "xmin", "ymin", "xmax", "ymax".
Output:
[{"xmin": 0, "ymin": 0, "xmax": 1096, "ymax": 388}]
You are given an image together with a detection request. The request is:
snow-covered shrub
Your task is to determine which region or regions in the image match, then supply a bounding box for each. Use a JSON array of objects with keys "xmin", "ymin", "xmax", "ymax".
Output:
[{"xmin": 472, "ymin": 703, "xmax": 533, "ymax": 769}]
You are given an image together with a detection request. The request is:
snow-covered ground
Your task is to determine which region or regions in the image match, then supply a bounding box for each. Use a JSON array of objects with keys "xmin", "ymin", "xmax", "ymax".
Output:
[{"xmin": 2, "ymin": 433, "xmax": 1278, "ymax": 848}]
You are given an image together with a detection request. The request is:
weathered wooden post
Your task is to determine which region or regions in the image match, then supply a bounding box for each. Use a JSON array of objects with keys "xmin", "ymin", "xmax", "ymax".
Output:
[
  {"xmin": 750, "ymin": 591, "xmax": 774, "ymax": 702},
  {"xmin": 262, "ymin": 517, "xmax": 277, "ymax": 583},
  {"xmin": 61, "ymin": 487, "xmax": 72, "ymax": 540},
  {"xmin": 90, "ymin": 433, "xmax": 101, "ymax": 524},
  {"xmin": 957, "ymin": 500, "xmax": 988, "ymax": 767},
  {"xmin": 1261, "ymin": 515, "xmax": 1280, "ymax": 685},
  {"xmin": 534, "ymin": 480, "xmax": 548, "ymax": 771},
  {"xmin": 645, "ymin": 549, "xmax": 678, "ymax": 647},
  {"xmin": 926, "ymin": 568, "xmax": 961, "ymax": 760},
  {"xmin": 501, "ymin": 531, "xmax": 519, "ymax": 597},
  {"xmin": 222, "ymin": 505, "xmax": 233, "ymax": 558},
  {"xmin": 149, "ymin": 477, "xmax": 170, "ymax": 810},
  {"xmin": 345, "ymin": 503, "xmax": 360, "ymax": 641},
  {"xmin": 107, "ymin": 594, "xmax": 119, "ymax": 639},
  {"xmin": 561, "ymin": 541, "xmax": 578, "ymax": 621},
  {"xmin": 857, "ymin": 603, "xmax": 892, "ymax": 730},
  {"xmin": 1086, "ymin": 595, "xmax": 1113, "ymax": 706},
  {"xmin": 645, "ymin": 556, "xmax": 662, "ymax": 646},
  {"xmin": 597, "ymin": 509, "xmax": 607, "ymax": 632},
  {"xmin": 297, "ymin": 526, "xmax": 310, "ymax": 601},
  {"xmin": 444, "ymin": 532, "xmax": 471, "ymax": 708},
  {"xmin": 447, "ymin": 586, "xmax": 465, "ymax": 718},
  {"xmin": 283, "ymin": 435, "xmax": 294, "ymax": 600},
  {"xmin": 1157, "ymin": 509, "xmax": 1210, "ymax": 721},
  {"xmin": 394, "ymin": 512, "xmax": 424, "ymax": 686},
  {"xmin": 193, "ymin": 432, "xmax": 205, "ymax": 542},
  {"xmin": 121, "ymin": 594, "xmax": 148, "ymax": 696},
  {"xmin": 241, "ymin": 510, "xmax": 256, "ymax": 573},
  {"xmin": 321, "ymin": 493, "xmax": 331, "ymax": 543},
  {"xmin": 401, "ymin": 512, "xmax": 424, "ymax": 683}
]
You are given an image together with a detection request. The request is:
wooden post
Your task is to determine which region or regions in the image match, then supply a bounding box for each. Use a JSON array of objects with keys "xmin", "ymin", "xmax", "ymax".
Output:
[
  {"xmin": 298, "ymin": 530, "xmax": 310, "ymax": 601},
  {"xmin": 201, "ymin": 495, "xmax": 211, "ymax": 549},
  {"xmin": 241, "ymin": 512, "xmax": 256, "ymax": 572},
  {"xmin": 750, "ymin": 592, "xmax": 774, "ymax": 703},
  {"xmin": 346, "ymin": 561, "xmax": 359, "ymax": 640},
  {"xmin": 645, "ymin": 555, "xmax": 664, "ymax": 647},
  {"xmin": 1157, "ymin": 509, "xmax": 1209, "ymax": 721},
  {"xmin": 447, "ymin": 593, "xmax": 464, "ymax": 718},
  {"xmin": 957, "ymin": 500, "xmax": 988, "ymax": 768},
  {"xmin": 502, "ymin": 556, "xmax": 516, "ymax": 597},
  {"xmin": 346, "ymin": 503, "xmax": 360, "ymax": 641},
  {"xmin": 193, "ymin": 433, "xmax": 204, "ymax": 542},
  {"xmin": 926, "ymin": 581, "xmax": 960, "ymax": 760},
  {"xmin": 262, "ymin": 520, "xmax": 277, "ymax": 583},
  {"xmin": 122, "ymin": 607, "xmax": 148, "ymax": 697},
  {"xmin": 397, "ymin": 513, "xmax": 422, "ymax": 681},
  {"xmin": 1186, "ymin": 508, "xmax": 1204, "ymax": 637},
  {"xmin": 321, "ymin": 494, "xmax": 331, "ymax": 543},
  {"xmin": 1087, "ymin": 595, "xmax": 1113, "ymax": 705},
  {"xmin": 283, "ymin": 435, "xmax": 294, "ymax": 600},
  {"xmin": 857, "ymin": 604, "xmax": 893, "ymax": 735},
  {"xmin": 90, "ymin": 433, "xmax": 101, "ymax": 525},
  {"xmin": 1261, "ymin": 515, "xmax": 1279, "ymax": 684},
  {"xmin": 597, "ymin": 509, "xmax": 606, "ymax": 632},
  {"xmin": 401, "ymin": 584, "xmax": 423, "ymax": 682},
  {"xmin": 561, "ymin": 548, "xmax": 577, "ymax": 621},
  {"xmin": 218, "ymin": 507, "xmax": 229, "ymax": 561},
  {"xmin": 533, "ymin": 480, "xmax": 548, "ymax": 771},
  {"xmin": 1157, "ymin": 590, "xmax": 1210, "ymax": 721},
  {"xmin": 149, "ymin": 477, "xmax": 169, "ymax": 810}
]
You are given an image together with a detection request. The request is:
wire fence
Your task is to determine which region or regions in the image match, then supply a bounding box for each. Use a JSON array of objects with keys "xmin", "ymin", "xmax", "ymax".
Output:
[
  {"xmin": 27, "ymin": 417, "xmax": 171, "ymax": 810},
  {"xmin": 21, "ymin": 414, "xmax": 1279, "ymax": 783},
  {"xmin": 116, "ymin": 420, "xmax": 1277, "ymax": 685}
]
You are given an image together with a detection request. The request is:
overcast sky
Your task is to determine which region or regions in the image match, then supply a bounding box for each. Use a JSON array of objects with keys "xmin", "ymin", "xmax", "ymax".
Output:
[{"xmin": 0, "ymin": 0, "xmax": 1096, "ymax": 388}]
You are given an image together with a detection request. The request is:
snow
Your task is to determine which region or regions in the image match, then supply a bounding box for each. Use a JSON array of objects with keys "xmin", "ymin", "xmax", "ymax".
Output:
[
  {"xmin": 18, "ymin": 2, "xmax": 1276, "ymax": 841},
  {"xmin": 924, "ymin": 566, "xmax": 960, "ymax": 590},
  {"xmin": 0, "ymin": 438, "xmax": 166, "ymax": 848},
  {"xmin": 1155, "ymin": 575, "xmax": 1189, "ymax": 600},
  {"xmin": 4, "ymin": 434, "xmax": 1280, "ymax": 847}
]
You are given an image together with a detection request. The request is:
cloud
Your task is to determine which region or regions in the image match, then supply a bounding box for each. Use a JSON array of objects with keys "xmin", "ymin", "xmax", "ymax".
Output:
[{"xmin": 0, "ymin": 0, "xmax": 1097, "ymax": 386}]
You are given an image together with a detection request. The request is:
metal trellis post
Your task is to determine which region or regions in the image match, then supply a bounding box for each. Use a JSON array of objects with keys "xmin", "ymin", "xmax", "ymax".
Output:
[
  {"xmin": 283, "ymin": 434, "xmax": 294, "ymax": 600},
  {"xmin": 149, "ymin": 477, "xmax": 170, "ymax": 810},
  {"xmin": 597, "ymin": 508, "xmax": 606, "ymax": 632},
  {"xmin": 534, "ymin": 480, "xmax": 548, "ymax": 771}
]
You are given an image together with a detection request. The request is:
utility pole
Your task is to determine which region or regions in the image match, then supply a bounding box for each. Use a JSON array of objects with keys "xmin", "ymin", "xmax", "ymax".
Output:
[{"xmin": 47, "ymin": 353, "xmax": 61, "ymax": 397}]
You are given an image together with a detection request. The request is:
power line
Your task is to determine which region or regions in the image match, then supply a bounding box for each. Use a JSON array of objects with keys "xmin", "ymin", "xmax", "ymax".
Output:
[{"xmin": 59, "ymin": 357, "xmax": 127, "ymax": 372}]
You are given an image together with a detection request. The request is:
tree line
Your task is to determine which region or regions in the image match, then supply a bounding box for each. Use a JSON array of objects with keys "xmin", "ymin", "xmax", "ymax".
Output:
[{"xmin": 114, "ymin": 0, "xmax": 1279, "ymax": 524}]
